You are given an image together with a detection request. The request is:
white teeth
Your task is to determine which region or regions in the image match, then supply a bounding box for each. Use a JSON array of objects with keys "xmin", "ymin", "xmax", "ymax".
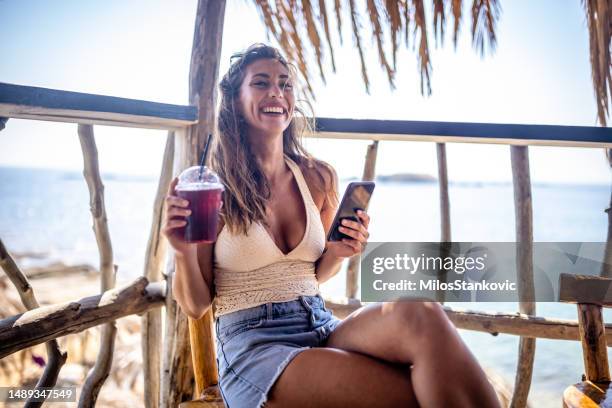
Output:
[{"xmin": 262, "ymin": 106, "xmax": 284, "ymax": 114}]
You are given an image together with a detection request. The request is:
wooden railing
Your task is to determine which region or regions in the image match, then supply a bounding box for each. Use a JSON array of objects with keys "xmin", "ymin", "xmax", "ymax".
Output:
[{"xmin": 0, "ymin": 81, "xmax": 611, "ymax": 407}]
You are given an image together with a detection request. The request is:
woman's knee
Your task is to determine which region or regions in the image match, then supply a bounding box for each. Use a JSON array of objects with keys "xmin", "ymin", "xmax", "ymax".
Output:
[{"xmin": 385, "ymin": 300, "xmax": 451, "ymax": 339}]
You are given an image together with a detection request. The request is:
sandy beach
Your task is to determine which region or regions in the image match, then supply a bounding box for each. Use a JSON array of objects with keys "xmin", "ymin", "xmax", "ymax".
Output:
[{"xmin": 0, "ymin": 253, "xmax": 148, "ymax": 407}]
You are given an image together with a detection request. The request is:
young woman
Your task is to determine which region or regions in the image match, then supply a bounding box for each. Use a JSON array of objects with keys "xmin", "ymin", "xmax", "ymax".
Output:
[{"xmin": 164, "ymin": 44, "xmax": 500, "ymax": 408}]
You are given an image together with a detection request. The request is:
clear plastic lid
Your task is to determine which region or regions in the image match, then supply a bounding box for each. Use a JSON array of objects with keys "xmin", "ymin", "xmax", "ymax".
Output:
[{"xmin": 176, "ymin": 166, "xmax": 224, "ymax": 191}]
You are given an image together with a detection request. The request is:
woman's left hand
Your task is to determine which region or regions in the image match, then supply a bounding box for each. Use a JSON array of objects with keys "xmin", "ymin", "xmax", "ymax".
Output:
[{"xmin": 326, "ymin": 210, "xmax": 370, "ymax": 258}]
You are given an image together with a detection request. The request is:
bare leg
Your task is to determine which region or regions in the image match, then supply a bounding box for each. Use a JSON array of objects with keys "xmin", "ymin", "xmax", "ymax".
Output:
[
  {"xmin": 266, "ymin": 347, "xmax": 418, "ymax": 407},
  {"xmin": 324, "ymin": 301, "xmax": 500, "ymax": 408}
]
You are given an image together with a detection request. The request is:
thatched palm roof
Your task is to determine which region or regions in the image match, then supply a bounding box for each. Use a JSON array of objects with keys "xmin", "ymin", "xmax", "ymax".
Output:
[
  {"xmin": 254, "ymin": 0, "xmax": 611, "ymax": 126},
  {"xmin": 583, "ymin": 0, "xmax": 611, "ymax": 126}
]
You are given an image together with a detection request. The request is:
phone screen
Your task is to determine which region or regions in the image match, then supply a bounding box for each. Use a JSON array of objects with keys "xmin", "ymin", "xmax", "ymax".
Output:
[{"xmin": 327, "ymin": 182, "xmax": 375, "ymax": 241}]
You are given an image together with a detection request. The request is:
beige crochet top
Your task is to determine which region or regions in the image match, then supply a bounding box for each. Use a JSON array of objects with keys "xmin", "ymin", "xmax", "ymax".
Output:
[{"xmin": 212, "ymin": 155, "xmax": 326, "ymax": 316}]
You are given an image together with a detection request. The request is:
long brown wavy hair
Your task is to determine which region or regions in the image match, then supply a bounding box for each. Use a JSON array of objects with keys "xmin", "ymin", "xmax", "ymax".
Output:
[{"xmin": 211, "ymin": 44, "xmax": 338, "ymax": 235}]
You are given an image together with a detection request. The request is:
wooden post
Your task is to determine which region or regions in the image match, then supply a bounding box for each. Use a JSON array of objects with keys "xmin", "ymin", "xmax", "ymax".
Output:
[
  {"xmin": 174, "ymin": 0, "xmax": 227, "ymax": 404},
  {"xmin": 577, "ymin": 303, "xmax": 610, "ymax": 383},
  {"xmin": 346, "ymin": 141, "xmax": 378, "ymax": 300},
  {"xmin": 0, "ymin": 238, "xmax": 68, "ymax": 408},
  {"xmin": 164, "ymin": 2, "xmax": 227, "ymax": 401},
  {"xmin": 602, "ymin": 148, "xmax": 612, "ymax": 278},
  {"xmin": 188, "ymin": 314, "xmax": 219, "ymax": 400},
  {"xmin": 162, "ymin": 2, "xmax": 228, "ymax": 402},
  {"xmin": 142, "ymin": 131, "xmax": 174, "ymax": 408},
  {"xmin": 509, "ymin": 145, "xmax": 536, "ymax": 408},
  {"xmin": 162, "ymin": 127, "xmax": 196, "ymax": 406},
  {"xmin": 436, "ymin": 143, "xmax": 451, "ymax": 303},
  {"xmin": 436, "ymin": 143, "xmax": 451, "ymax": 242},
  {"xmin": 160, "ymin": 254, "xmax": 178, "ymax": 408},
  {"xmin": 167, "ymin": 312, "xmax": 195, "ymax": 404},
  {"xmin": 77, "ymin": 124, "xmax": 118, "ymax": 408}
]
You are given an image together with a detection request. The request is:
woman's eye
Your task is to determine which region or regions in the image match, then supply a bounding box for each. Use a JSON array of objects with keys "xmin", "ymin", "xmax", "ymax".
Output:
[
  {"xmin": 253, "ymin": 81, "xmax": 268, "ymax": 87},
  {"xmin": 282, "ymin": 83, "xmax": 293, "ymax": 90}
]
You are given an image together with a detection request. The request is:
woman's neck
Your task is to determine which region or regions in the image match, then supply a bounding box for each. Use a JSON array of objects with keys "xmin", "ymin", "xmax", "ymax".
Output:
[{"xmin": 248, "ymin": 130, "xmax": 287, "ymax": 185}]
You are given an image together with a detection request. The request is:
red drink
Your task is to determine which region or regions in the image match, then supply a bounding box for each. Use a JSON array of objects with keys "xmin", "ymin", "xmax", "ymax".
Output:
[{"xmin": 176, "ymin": 185, "xmax": 223, "ymax": 243}]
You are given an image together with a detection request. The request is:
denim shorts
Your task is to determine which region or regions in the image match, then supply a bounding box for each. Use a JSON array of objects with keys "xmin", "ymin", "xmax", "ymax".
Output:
[{"xmin": 215, "ymin": 294, "xmax": 342, "ymax": 408}]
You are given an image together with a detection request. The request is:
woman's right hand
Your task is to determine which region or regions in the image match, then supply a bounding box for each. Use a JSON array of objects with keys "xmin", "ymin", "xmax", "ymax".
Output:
[{"xmin": 162, "ymin": 177, "xmax": 195, "ymax": 257}]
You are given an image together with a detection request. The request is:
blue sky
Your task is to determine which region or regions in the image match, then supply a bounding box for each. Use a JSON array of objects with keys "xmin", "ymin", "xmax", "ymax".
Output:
[{"xmin": 0, "ymin": 0, "xmax": 609, "ymax": 184}]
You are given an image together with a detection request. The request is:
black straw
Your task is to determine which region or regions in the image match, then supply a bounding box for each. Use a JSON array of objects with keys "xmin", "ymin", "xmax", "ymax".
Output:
[{"xmin": 198, "ymin": 134, "xmax": 212, "ymax": 181}]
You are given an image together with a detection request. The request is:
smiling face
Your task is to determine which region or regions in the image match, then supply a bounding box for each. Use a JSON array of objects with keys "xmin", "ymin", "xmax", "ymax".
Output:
[{"xmin": 237, "ymin": 58, "xmax": 295, "ymax": 136}]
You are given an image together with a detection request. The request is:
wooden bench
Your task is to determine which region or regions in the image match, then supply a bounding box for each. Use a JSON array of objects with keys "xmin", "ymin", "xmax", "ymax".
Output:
[{"xmin": 559, "ymin": 274, "xmax": 612, "ymax": 407}]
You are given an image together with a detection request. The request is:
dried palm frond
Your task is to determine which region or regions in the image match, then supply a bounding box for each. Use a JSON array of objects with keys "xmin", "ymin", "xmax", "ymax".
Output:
[
  {"xmin": 254, "ymin": 0, "xmax": 278, "ymax": 38},
  {"xmin": 274, "ymin": 0, "xmax": 315, "ymax": 98},
  {"xmin": 367, "ymin": 0, "xmax": 395, "ymax": 87},
  {"xmin": 383, "ymin": 0, "xmax": 402, "ymax": 69},
  {"xmin": 302, "ymin": 0, "xmax": 326, "ymax": 83},
  {"xmin": 318, "ymin": 0, "xmax": 337, "ymax": 71},
  {"xmin": 583, "ymin": 0, "xmax": 611, "ymax": 125},
  {"xmin": 471, "ymin": 0, "xmax": 500, "ymax": 56},
  {"xmin": 334, "ymin": 0, "xmax": 343, "ymax": 44},
  {"xmin": 451, "ymin": 0, "xmax": 463, "ymax": 48},
  {"xmin": 348, "ymin": 0, "xmax": 371, "ymax": 93},
  {"xmin": 414, "ymin": 0, "xmax": 432, "ymax": 95},
  {"xmin": 402, "ymin": 0, "xmax": 411, "ymax": 47},
  {"xmin": 433, "ymin": 0, "xmax": 446, "ymax": 46}
]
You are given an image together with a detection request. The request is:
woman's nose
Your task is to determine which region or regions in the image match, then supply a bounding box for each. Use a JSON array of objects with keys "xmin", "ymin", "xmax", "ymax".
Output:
[{"xmin": 268, "ymin": 84, "xmax": 283, "ymax": 98}]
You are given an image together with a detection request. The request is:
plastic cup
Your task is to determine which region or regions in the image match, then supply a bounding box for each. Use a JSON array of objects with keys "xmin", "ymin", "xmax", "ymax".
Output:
[{"xmin": 175, "ymin": 166, "xmax": 224, "ymax": 243}]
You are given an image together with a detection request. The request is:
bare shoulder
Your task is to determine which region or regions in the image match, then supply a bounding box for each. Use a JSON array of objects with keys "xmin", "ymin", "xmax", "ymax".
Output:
[{"xmin": 298, "ymin": 157, "xmax": 339, "ymax": 210}]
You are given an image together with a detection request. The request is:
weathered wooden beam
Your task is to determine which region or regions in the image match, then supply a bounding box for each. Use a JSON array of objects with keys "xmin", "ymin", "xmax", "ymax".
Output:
[
  {"xmin": 142, "ymin": 131, "xmax": 174, "ymax": 408},
  {"xmin": 312, "ymin": 118, "xmax": 612, "ymax": 148},
  {"xmin": 77, "ymin": 124, "xmax": 117, "ymax": 408},
  {"xmin": 346, "ymin": 141, "xmax": 378, "ymax": 300},
  {"xmin": 577, "ymin": 304, "xmax": 611, "ymax": 383},
  {"xmin": 2, "ymin": 83, "xmax": 610, "ymax": 146},
  {"xmin": 0, "ymin": 277, "xmax": 165, "ymax": 358},
  {"xmin": 0, "ymin": 238, "xmax": 68, "ymax": 408},
  {"xmin": 0, "ymin": 82, "xmax": 197, "ymax": 130},
  {"xmin": 325, "ymin": 300, "xmax": 612, "ymax": 345}
]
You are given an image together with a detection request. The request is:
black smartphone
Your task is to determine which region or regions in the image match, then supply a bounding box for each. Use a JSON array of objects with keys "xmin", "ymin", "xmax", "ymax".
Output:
[{"xmin": 327, "ymin": 181, "xmax": 375, "ymax": 241}]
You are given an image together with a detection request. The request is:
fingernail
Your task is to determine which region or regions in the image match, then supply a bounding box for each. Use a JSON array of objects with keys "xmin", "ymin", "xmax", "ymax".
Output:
[{"xmin": 341, "ymin": 219, "xmax": 348, "ymax": 225}]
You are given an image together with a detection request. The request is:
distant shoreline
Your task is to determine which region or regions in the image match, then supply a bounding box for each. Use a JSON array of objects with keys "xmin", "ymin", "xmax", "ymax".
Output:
[
  {"xmin": 0, "ymin": 165, "xmax": 608, "ymax": 188},
  {"xmin": 346, "ymin": 173, "xmax": 437, "ymax": 183}
]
